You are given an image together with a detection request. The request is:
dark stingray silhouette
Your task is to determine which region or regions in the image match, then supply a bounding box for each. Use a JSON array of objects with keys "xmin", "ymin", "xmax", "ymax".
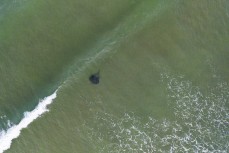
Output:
[{"xmin": 89, "ymin": 70, "xmax": 100, "ymax": 84}]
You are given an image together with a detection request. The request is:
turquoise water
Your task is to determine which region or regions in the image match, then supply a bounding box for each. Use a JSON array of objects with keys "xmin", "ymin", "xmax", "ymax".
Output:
[{"xmin": 0, "ymin": 0, "xmax": 229, "ymax": 152}]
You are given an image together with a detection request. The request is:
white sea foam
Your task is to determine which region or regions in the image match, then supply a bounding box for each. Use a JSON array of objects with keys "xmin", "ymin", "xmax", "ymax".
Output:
[
  {"xmin": 0, "ymin": 90, "xmax": 58, "ymax": 153},
  {"xmin": 78, "ymin": 71, "xmax": 228, "ymax": 153}
]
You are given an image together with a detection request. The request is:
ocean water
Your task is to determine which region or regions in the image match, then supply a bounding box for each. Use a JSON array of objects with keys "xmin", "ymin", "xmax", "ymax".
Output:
[{"xmin": 0, "ymin": 0, "xmax": 228, "ymax": 152}]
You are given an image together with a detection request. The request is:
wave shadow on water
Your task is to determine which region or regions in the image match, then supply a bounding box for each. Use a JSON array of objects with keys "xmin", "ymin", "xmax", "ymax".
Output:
[{"xmin": 0, "ymin": 89, "xmax": 58, "ymax": 153}]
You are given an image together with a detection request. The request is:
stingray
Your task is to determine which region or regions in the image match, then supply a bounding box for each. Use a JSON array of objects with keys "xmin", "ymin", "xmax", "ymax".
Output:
[{"xmin": 89, "ymin": 70, "xmax": 100, "ymax": 84}]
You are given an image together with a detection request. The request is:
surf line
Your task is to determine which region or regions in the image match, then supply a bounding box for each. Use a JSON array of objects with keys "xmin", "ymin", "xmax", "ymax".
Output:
[{"xmin": 0, "ymin": 89, "xmax": 59, "ymax": 153}]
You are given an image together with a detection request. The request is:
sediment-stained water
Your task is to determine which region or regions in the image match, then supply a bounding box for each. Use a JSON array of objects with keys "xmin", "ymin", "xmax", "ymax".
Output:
[{"xmin": 0, "ymin": 0, "xmax": 228, "ymax": 152}]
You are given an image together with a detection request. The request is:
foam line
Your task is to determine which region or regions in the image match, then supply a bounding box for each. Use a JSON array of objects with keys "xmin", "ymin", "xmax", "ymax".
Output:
[{"xmin": 0, "ymin": 90, "xmax": 58, "ymax": 153}]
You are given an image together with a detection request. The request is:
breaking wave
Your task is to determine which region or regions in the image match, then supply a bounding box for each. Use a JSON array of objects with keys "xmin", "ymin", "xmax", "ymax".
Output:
[{"xmin": 0, "ymin": 90, "xmax": 58, "ymax": 153}]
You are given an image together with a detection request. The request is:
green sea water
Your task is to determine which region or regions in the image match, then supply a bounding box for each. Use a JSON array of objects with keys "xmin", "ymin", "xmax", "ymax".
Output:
[
  {"xmin": 0, "ymin": 0, "xmax": 140, "ymax": 128},
  {"xmin": 0, "ymin": 0, "xmax": 229, "ymax": 152}
]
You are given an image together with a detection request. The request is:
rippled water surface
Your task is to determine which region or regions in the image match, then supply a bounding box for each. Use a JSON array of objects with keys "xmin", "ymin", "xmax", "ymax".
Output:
[{"xmin": 0, "ymin": 0, "xmax": 228, "ymax": 152}]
